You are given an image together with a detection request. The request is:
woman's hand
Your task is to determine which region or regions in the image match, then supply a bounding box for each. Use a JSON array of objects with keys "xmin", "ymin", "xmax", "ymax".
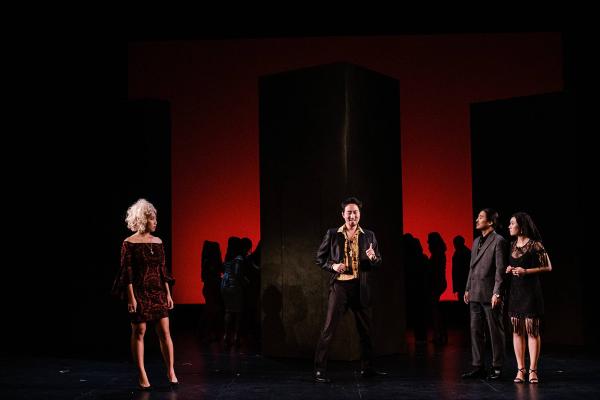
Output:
[
  {"xmin": 333, "ymin": 263, "xmax": 346, "ymax": 273},
  {"xmin": 128, "ymin": 297, "xmax": 137, "ymax": 313},
  {"xmin": 512, "ymin": 267, "xmax": 527, "ymax": 277},
  {"xmin": 506, "ymin": 266, "xmax": 513, "ymax": 274},
  {"xmin": 167, "ymin": 295, "xmax": 174, "ymax": 310}
]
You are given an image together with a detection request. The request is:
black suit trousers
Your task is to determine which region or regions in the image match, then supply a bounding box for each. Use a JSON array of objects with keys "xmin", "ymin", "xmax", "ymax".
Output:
[{"xmin": 314, "ymin": 279, "xmax": 374, "ymax": 372}]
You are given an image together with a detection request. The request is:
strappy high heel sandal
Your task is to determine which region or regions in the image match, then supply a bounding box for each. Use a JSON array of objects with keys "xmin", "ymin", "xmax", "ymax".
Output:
[
  {"xmin": 513, "ymin": 368, "xmax": 527, "ymax": 383},
  {"xmin": 528, "ymin": 369, "xmax": 539, "ymax": 384}
]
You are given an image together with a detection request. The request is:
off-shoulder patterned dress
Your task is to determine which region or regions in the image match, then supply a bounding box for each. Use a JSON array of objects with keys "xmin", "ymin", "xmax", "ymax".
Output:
[{"xmin": 112, "ymin": 241, "xmax": 175, "ymax": 323}]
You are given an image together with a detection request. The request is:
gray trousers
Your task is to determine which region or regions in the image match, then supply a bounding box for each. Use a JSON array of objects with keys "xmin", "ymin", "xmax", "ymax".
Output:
[{"xmin": 469, "ymin": 301, "xmax": 505, "ymax": 368}]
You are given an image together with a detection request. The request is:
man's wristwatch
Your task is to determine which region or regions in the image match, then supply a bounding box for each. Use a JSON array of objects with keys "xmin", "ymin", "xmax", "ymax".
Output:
[{"xmin": 493, "ymin": 293, "xmax": 501, "ymax": 298}]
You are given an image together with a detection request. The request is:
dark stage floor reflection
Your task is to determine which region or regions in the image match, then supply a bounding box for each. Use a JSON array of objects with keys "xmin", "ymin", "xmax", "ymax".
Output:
[{"xmin": 2, "ymin": 329, "xmax": 599, "ymax": 399}]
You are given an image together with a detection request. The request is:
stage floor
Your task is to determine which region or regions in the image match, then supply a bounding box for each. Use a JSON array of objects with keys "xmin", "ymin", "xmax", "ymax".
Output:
[{"xmin": 2, "ymin": 329, "xmax": 599, "ymax": 399}]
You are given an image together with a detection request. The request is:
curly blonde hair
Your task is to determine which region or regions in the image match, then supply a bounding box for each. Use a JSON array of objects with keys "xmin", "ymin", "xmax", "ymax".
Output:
[{"xmin": 125, "ymin": 198, "xmax": 157, "ymax": 233}]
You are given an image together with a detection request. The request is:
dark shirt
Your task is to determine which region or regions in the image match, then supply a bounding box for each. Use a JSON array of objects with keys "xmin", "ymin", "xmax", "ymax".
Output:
[{"xmin": 477, "ymin": 231, "xmax": 492, "ymax": 254}]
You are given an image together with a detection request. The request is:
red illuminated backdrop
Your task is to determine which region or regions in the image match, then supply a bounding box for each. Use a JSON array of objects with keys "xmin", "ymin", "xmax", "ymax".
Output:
[{"xmin": 128, "ymin": 33, "xmax": 563, "ymax": 303}]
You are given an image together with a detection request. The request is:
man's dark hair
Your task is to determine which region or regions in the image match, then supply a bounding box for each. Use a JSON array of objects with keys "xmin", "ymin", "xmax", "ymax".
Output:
[
  {"xmin": 341, "ymin": 197, "xmax": 363, "ymax": 210},
  {"xmin": 481, "ymin": 208, "xmax": 501, "ymax": 230}
]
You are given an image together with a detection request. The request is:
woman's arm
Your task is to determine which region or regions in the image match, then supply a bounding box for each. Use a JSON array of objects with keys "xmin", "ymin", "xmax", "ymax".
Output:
[
  {"xmin": 165, "ymin": 282, "xmax": 174, "ymax": 309},
  {"xmin": 127, "ymin": 284, "xmax": 137, "ymax": 312},
  {"xmin": 526, "ymin": 253, "xmax": 553, "ymax": 274}
]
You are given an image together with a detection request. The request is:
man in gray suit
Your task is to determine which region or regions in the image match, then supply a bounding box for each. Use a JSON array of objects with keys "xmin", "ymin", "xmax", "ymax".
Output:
[{"xmin": 461, "ymin": 208, "xmax": 508, "ymax": 380}]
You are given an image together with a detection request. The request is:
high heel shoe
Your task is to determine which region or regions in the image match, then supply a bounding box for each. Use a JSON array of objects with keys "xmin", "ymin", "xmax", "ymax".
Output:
[
  {"xmin": 168, "ymin": 373, "xmax": 179, "ymax": 388},
  {"xmin": 513, "ymin": 368, "xmax": 527, "ymax": 383},
  {"xmin": 137, "ymin": 384, "xmax": 153, "ymax": 391},
  {"xmin": 528, "ymin": 369, "xmax": 539, "ymax": 384}
]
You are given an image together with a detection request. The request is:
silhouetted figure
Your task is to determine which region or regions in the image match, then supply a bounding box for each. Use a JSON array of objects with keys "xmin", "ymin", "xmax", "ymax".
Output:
[
  {"xmin": 243, "ymin": 239, "xmax": 261, "ymax": 347},
  {"xmin": 506, "ymin": 212, "xmax": 553, "ymax": 384},
  {"xmin": 224, "ymin": 236, "xmax": 242, "ymax": 263},
  {"xmin": 201, "ymin": 240, "xmax": 223, "ymax": 343},
  {"xmin": 452, "ymin": 235, "xmax": 471, "ymax": 327},
  {"xmin": 427, "ymin": 232, "xmax": 448, "ymax": 345},
  {"xmin": 248, "ymin": 240, "xmax": 261, "ymax": 270},
  {"xmin": 403, "ymin": 233, "xmax": 428, "ymax": 343},
  {"xmin": 221, "ymin": 237, "xmax": 247, "ymax": 349}
]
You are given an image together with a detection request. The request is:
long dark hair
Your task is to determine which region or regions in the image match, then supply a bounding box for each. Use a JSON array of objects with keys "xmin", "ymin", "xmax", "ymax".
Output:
[{"xmin": 512, "ymin": 212, "xmax": 542, "ymax": 241}]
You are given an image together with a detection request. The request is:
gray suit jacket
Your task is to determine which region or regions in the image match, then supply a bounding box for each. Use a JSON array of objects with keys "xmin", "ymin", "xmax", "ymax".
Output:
[{"xmin": 465, "ymin": 231, "xmax": 508, "ymax": 303}]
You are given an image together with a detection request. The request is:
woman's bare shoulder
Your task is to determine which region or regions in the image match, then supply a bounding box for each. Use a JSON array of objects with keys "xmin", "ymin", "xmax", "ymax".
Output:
[{"xmin": 124, "ymin": 233, "xmax": 139, "ymax": 243}]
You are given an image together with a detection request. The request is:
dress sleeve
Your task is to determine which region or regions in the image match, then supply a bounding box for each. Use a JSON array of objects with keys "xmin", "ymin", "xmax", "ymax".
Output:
[
  {"xmin": 160, "ymin": 244, "xmax": 175, "ymax": 288},
  {"xmin": 112, "ymin": 241, "xmax": 134, "ymax": 300},
  {"xmin": 533, "ymin": 241, "xmax": 549, "ymax": 268}
]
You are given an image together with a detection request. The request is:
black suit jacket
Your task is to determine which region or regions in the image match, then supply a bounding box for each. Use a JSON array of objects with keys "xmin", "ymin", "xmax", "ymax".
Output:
[{"xmin": 315, "ymin": 227, "xmax": 382, "ymax": 307}]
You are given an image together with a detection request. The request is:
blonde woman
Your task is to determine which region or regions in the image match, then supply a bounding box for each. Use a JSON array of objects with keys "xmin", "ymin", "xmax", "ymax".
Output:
[{"xmin": 112, "ymin": 199, "xmax": 178, "ymax": 390}]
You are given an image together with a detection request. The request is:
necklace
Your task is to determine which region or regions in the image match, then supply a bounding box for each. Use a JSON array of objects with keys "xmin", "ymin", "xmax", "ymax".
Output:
[{"xmin": 137, "ymin": 232, "xmax": 155, "ymax": 255}]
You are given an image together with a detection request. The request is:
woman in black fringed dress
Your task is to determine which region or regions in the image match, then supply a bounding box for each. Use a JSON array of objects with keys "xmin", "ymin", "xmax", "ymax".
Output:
[{"xmin": 506, "ymin": 212, "xmax": 552, "ymax": 384}]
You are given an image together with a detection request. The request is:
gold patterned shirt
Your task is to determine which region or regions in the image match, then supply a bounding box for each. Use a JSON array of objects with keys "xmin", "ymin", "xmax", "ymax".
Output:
[{"xmin": 336, "ymin": 224, "xmax": 364, "ymax": 281}]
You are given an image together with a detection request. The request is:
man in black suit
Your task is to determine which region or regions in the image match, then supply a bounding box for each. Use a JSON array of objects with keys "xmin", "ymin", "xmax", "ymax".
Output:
[
  {"xmin": 462, "ymin": 208, "xmax": 508, "ymax": 381},
  {"xmin": 313, "ymin": 197, "xmax": 383, "ymax": 383}
]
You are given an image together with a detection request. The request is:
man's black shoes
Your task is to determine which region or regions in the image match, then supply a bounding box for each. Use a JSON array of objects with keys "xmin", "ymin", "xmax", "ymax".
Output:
[
  {"xmin": 314, "ymin": 371, "xmax": 331, "ymax": 383},
  {"xmin": 461, "ymin": 367, "xmax": 486, "ymax": 379},
  {"xmin": 487, "ymin": 368, "xmax": 502, "ymax": 380}
]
